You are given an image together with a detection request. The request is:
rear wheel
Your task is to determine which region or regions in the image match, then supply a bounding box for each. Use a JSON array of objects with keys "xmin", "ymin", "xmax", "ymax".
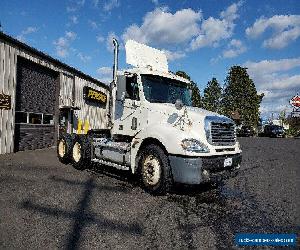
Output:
[
  {"xmin": 57, "ymin": 134, "xmax": 73, "ymax": 164},
  {"xmin": 71, "ymin": 136, "xmax": 92, "ymax": 170},
  {"xmin": 139, "ymin": 144, "xmax": 173, "ymax": 195}
]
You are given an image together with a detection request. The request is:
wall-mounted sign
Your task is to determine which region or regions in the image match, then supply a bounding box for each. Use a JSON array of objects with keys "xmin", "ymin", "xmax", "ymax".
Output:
[
  {"xmin": 290, "ymin": 95, "xmax": 300, "ymax": 108},
  {"xmin": 83, "ymin": 86, "xmax": 107, "ymax": 105},
  {"xmin": 0, "ymin": 93, "xmax": 11, "ymax": 110}
]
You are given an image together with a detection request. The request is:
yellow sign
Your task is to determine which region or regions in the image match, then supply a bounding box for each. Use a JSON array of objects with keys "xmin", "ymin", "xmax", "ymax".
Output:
[{"xmin": 83, "ymin": 86, "xmax": 107, "ymax": 105}]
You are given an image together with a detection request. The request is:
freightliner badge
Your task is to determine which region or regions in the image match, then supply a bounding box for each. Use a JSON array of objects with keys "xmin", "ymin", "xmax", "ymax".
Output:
[{"xmin": 83, "ymin": 86, "xmax": 107, "ymax": 105}]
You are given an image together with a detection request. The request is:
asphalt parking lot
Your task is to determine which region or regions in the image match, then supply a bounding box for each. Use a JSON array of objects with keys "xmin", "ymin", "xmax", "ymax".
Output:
[{"xmin": 0, "ymin": 137, "xmax": 299, "ymax": 249}]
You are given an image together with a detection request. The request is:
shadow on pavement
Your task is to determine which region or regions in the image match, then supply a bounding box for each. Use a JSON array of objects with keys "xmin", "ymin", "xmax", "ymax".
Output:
[
  {"xmin": 167, "ymin": 176, "xmax": 300, "ymax": 249},
  {"xmin": 19, "ymin": 175, "xmax": 143, "ymax": 249}
]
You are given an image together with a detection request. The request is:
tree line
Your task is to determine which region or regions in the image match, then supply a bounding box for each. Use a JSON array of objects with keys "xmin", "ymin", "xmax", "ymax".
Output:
[{"xmin": 176, "ymin": 66, "xmax": 264, "ymax": 127}]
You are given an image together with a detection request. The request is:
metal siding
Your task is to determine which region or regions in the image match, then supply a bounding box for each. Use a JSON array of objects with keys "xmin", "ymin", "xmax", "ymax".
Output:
[
  {"xmin": 0, "ymin": 42, "xmax": 15, "ymax": 154},
  {"xmin": 74, "ymin": 76, "xmax": 109, "ymax": 131},
  {"xmin": 0, "ymin": 42, "xmax": 3, "ymax": 153},
  {"xmin": 59, "ymin": 73, "xmax": 74, "ymax": 106},
  {"xmin": 0, "ymin": 38, "xmax": 109, "ymax": 154},
  {"xmin": 8, "ymin": 46, "xmax": 16, "ymax": 153}
]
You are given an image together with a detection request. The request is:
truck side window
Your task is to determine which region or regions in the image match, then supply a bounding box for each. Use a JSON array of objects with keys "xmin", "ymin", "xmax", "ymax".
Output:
[{"xmin": 126, "ymin": 76, "xmax": 139, "ymax": 100}]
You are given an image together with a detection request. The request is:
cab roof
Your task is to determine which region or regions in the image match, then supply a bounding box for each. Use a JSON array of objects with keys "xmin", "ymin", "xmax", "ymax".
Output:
[{"xmin": 121, "ymin": 67, "xmax": 191, "ymax": 84}]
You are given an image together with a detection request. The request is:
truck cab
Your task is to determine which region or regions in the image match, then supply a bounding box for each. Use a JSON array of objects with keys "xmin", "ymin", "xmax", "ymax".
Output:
[{"xmin": 58, "ymin": 39, "xmax": 242, "ymax": 195}]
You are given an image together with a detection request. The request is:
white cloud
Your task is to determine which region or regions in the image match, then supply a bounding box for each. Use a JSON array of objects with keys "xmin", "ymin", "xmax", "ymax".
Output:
[
  {"xmin": 104, "ymin": 0, "xmax": 120, "ymax": 12},
  {"xmin": 246, "ymin": 15, "xmax": 300, "ymax": 49},
  {"xmin": 88, "ymin": 20, "xmax": 98, "ymax": 29},
  {"xmin": 151, "ymin": 0, "xmax": 159, "ymax": 5},
  {"xmin": 65, "ymin": 31, "xmax": 76, "ymax": 40},
  {"xmin": 163, "ymin": 50, "xmax": 186, "ymax": 61},
  {"xmin": 17, "ymin": 26, "xmax": 38, "ymax": 42},
  {"xmin": 262, "ymin": 27, "xmax": 300, "ymax": 49},
  {"xmin": 22, "ymin": 27, "xmax": 38, "ymax": 35},
  {"xmin": 122, "ymin": 7, "xmax": 201, "ymax": 46},
  {"xmin": 190, "ymin": 18, "xmax": 232, "ymax": 49},
  {"xmin": 190, "ymin": 1, "xmax": 242, "ymax": 50},
  {"xmin": 96, "ymin": 35, "xmax": 105, "ymax": 43},
  {"xmin": 77, "ymin": 52, "xmax": 91, "ymax": 63},
  {"xmin": 243, "ymin": 58, "xmax": 300, "ymax": 116},
  {"xmin": 222, "ymin": 39, "xmax": 246, "ymax": 58},
  {"xmin": 70, "ymin": 15, "xmax": 78, "ymax": 24},
  {"xmin": 220, "ymin": 1, "xmax": 242, "ymax": 22},
  {"xmin": 53, "ymin": 31, "xmax": 77, "ymax": 58},
  {"xmin": 245, "ymin": 58, "xmax": 300, "ymax": 76},
  {"xmin": 97, "ymin": 66, "xmax": 113, "ymax": 83},
  {"xmin": 121, "ymin": 2, "xmax": 242, "ymax": 62},
  {"xmin": 66, "ymin": 0, "xmax": 85, "ymax": 12},
  {"xmin": 106, "ymin": 31, "xmax": 119, "ymax": 52}
]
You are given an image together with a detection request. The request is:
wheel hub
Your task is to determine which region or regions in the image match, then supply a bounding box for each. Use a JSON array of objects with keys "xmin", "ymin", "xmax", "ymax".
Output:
[
  {"xmin": 58, "ymin": 140, "xmax": 66, "ymax": 158},
  {"xmin": 73, "ymin": 142, "xmax": 81, "ymax": 163},
  {"xmin": 143, "ymin": 155, "xmax": 161, "ymax": 186}
]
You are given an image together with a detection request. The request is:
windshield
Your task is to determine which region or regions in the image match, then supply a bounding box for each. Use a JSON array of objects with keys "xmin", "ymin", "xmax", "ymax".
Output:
[{"xmin": 141, "ymin": 75, "xmax": 192, "ymax": 106}]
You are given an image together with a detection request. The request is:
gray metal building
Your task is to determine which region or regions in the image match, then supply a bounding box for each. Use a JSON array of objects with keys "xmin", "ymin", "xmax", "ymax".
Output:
[{"xmin": 0, "ymin": 32, "xmax": 110, "ymax": 154}]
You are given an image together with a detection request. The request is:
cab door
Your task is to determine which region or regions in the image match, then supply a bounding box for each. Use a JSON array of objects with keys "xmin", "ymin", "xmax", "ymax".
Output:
[{"xmin": 113, "ymin": 75, "xmax": 141, "ymax": 136}]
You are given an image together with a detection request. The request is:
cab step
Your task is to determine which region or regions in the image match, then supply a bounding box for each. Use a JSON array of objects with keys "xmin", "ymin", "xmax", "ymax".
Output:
[{"xmin": 91, "ymin": 158, "xmax": 129, "ymax": 171}]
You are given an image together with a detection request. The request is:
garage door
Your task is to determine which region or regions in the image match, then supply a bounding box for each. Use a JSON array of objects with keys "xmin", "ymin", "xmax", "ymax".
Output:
[{"xmin": 14, "ymin": 57, "xmax": 58, "ymax": 152}]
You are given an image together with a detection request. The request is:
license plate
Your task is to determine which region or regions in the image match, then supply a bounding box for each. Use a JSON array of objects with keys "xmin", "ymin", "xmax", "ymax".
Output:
[{"xmin": 224, "ymin": 157, "xmax": 232, "ymax": 167}]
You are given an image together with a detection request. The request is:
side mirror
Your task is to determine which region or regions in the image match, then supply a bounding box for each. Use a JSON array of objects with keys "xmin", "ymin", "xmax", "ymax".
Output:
[{"xmin": 175, "ymin": 99, "xmax": 184, "ymax": 110}]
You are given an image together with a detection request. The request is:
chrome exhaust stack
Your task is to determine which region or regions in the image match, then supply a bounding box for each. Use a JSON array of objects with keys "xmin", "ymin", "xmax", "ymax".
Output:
[
  {"xmin": 112, "ymin": 38, "xmax": 119, "ymax": 85},
  {"xmin": 108, "ymin": 38, "xmax": 119, "ymax": 129}
]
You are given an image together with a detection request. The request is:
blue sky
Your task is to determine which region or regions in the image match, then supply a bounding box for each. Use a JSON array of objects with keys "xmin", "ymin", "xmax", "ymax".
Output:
[{"xmin": 1, "ymin": 0, "xmax": 300, "ymax": 119}]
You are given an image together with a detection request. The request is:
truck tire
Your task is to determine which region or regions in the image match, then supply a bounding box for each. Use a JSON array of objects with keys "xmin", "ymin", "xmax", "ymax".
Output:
[
  {"xmin": 57, "ymin": 134, "xmax": 73, "ymax": 164},
  {"xmin": 71, "ymin": 136, "xmax": 92, "ymax": 170},
  {"xmin": 139, "ymin": 144, "xmax": 173, "ymax": 195}
]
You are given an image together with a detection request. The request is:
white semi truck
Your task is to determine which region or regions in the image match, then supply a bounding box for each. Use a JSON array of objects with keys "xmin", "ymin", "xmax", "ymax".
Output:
[{"xmin": 57, "ymin": 39, "xmax": 242, "ymax": 194}]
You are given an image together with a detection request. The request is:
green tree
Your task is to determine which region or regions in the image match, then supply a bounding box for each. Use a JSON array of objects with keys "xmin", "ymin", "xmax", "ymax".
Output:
[
  {"xmin": 278, "ymin": 110, "xmax": 287, "ymax": 126},
  {"xmin": 222, "ymin": 66, "xmax": 263, "ymax": 127},
  {"xmin": 175, "ymin": 71, "xmax": 202, "ymax": 108},
  {"xmin": 202, "ymin": 77, "xmax": 222, "ymax": 112}
]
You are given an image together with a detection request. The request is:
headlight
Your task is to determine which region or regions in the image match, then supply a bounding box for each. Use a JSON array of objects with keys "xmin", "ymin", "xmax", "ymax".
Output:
[{"xmin": 181, "ymin": 139, "xmax": 210, "ymax": 153}]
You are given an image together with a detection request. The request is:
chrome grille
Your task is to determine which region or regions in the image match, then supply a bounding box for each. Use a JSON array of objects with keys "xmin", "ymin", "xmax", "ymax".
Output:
[
  {"xmin": 205, "ymin": 116, "xmax": 236, "ymax": 146},
  {"xmin": 210, "ymin": 122, "xmax": 236, "ymax": 145}
]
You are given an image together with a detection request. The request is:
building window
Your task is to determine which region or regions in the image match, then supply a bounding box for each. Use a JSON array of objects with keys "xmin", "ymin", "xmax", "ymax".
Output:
[
  {"xmin": 15, "ymin": 111, "xmax": 28, "ymax": 123},
  {"xmin": 43, "ymin": 114, "xmax": 54, "ymax": 125},
  {"xmin": 29, "ymin": 113, "xmax": 42, "ymax": 124},
  {"xmin": 15, "ymin": 111, "xmax": 54, "ymax": 125}
]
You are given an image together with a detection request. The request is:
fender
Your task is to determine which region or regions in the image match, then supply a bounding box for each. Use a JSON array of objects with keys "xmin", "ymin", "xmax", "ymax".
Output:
[{"xmin": 130, "ymin": 122, "xmax": 191, "ymax": 173}]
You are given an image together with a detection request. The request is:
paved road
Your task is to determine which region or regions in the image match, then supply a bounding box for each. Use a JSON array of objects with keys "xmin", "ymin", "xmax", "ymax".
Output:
[{"xmin": 0, "ymin": 138, "xmax": 299, "ymax": 249}]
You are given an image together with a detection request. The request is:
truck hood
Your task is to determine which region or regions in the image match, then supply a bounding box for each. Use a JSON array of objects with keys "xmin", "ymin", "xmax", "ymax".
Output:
[
  {"xmin": 145, "ymin": 102, "xmax": 233, "ymax": 141},
  {"xmin": 147, "ymin": 103, "xmax": 220, "ymax": 123}
]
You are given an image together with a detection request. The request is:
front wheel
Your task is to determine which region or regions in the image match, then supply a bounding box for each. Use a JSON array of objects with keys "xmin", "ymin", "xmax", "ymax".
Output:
[{"xmin": 139, "ymin": 144, "xmax": 173, "ymax": 195}]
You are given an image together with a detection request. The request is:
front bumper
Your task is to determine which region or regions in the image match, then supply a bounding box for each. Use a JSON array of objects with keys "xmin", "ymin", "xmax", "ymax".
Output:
[{"xmin": 169, "ymin": 153, "xmax": 242, "ymax": 185}]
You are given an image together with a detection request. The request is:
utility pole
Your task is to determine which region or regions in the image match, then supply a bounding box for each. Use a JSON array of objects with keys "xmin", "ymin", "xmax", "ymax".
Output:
[{"xmin": 271, "ymin": 112, "xmax": 274, "ymax": 124}]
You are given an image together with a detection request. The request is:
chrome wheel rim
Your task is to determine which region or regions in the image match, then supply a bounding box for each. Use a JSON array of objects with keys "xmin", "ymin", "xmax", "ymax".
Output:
[
  {"xmin": 58, "ymin": 139, "xmax": 66, "ymax": 158},
  {"xmin": 143, "ymin": 155, "xmax": 161, "ymax": 186},
  {"xmin": 73, "ymin": 142, "xmax": 81, "ymax": 163}
]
